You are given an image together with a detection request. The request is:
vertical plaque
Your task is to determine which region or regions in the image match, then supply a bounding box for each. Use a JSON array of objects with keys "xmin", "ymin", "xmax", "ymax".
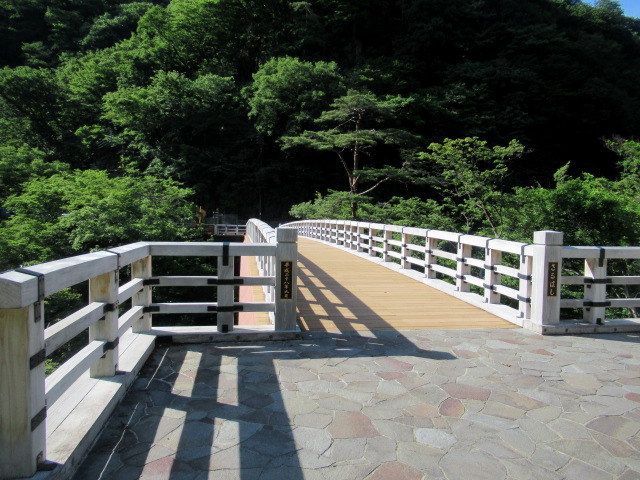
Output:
[
  {"xmin": 280, "ymin": 260, "xmax": 293, "ymax": 300},
  {"xmin": 547, "ymin": 261, "xmax": 558, "ymax": 297}
]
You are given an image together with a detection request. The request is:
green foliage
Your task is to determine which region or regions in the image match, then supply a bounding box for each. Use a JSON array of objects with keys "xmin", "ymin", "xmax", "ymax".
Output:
[
  {"xmin": 0, "ymin": 145, "xmax": 69, "ymax": 202},
  {"xmin": 0, "ymin": 170, "xmax": 198, "ymax": 270},
  {"xmin": 413, "ymin": 137, "xmax": 524, "ymax": 236},
  {"xmin": 0, "ymin": 66, "xmax": 63, "ymax": 147},
  {"xmin": 282, "ymin": 90, "xmax": 420, "ymax": 217},
  {"xmin": 607, "ymin": 138, "xmax": 640, "ymax": 194},
  {"xmin": 81, "ymin": 2, "xmax": 155, "ymax": 50},
  {"xmin": 101, "ymin": 70, "xmax": 254, "ymax": 206},
  {"xmin": 1, "ymin": 0, "xmax": 640, "ymax": 238},
  {"xmin": 244, "ymin": 56, "xmax": 345, "ymax": 137},
  {"xmin": 289, "ymin": 190, "xmax": 363, "ymax": 219},
  {"xmin": 103, "ymin": 70, "xmax": 236, "ymax": 142},
  {"xmin": 290, "ymin": 190, "xmax": 451, "ymax": 228},
  {"xmin": 502, "ymin": 172, "xmax": 640, "ymax": 246}
]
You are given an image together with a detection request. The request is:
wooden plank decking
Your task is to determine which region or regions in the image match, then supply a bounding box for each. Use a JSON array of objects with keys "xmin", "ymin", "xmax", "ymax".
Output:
[{"xmin": 297, "ymin": 238, "xmax": 517, "ymax": 332}]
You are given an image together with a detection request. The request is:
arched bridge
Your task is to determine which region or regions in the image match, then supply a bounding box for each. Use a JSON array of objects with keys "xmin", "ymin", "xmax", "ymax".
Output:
[{"xmin": 1, "ymin": 218, "xmax": 640, "ymax": 480}]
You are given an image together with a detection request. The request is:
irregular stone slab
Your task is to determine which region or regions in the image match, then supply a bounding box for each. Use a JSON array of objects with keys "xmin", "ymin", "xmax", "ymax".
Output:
[
  {"xmin": 590, "ymin": 431, "xmax": 638, "ymax": 458},
  {"xmin": 279, "ymin": 367, "xmax": 318, "ymax": 383},
  {"xmin": 443, "ymin": 383, "xmax": 491, "ymax": 401},
  {"xmin": 561, "ymin": 373, "xmax": 602, "ymax": 393},
  {"xmin": 549, "ymin": 439, "xmax": 627, "ymax": 475},
  {"xmin": 303, "ymin": 464, "xmax": 378, "ymax": 480},
  {"xmin": 587, "ymin": 416, "xmax": 640, "ymax": 440},
  {"xmin": 292, "ymin": 426, "xmax": 332, "ymax": 455},
  {"xmin": 377, "ymin": 381, "xmax": 409, "ymax": 397},
  {"xmin": 366, "ymin": 461, "xmax": 423, "ymax": 480},
  {"xmin": 121, "ymin": 442, "xmax": 176, "ymax": 467},
  {"xmin": 482, "ymin": 401, "xmax": 525, "ymax": 420},
  {"xmin": 560, "ymin": 459, "xmax": 615, "ymax": 480},
  {"xmin": 500, "ymin": 458, "xmax": 563, "ymax": 480},
  {"xmin": 328, "ymin": 411, "xmax": 380, "ymax": 439},
  {"xmin": 317, "ymin": 395, "xmax": 362, "ymax": 412},
  {"xmin": 439, "ymin": 397, "xmax": 464, "ymax": 417},
  {"xmin": 396, "ymin": 441, "xmax": 444, "ymax": 471},
  {"xmin": 372, "ymin": 420, "xmax": 415, "ymax": 442},
  {"xmin": 212, "ymin": 420, "xmax": 262, "ymax": 450},
  {"xmin": 530, "ymin": 443, "xmax": 571, "ymax": 471},
  {"xmin": 618, "ymin": 470, "xmax": 640, "ymax": 480},
  {"xmin": 525, "ymin": 405, "xmax": 562, "ymax": 423},
  {"xmin": 530, "ymin": 349, "xmax": 554, "ymax": 356},
  {"xmin": 294, "ymin": 412, "xmax": 333, "ymax": 429},
  {"xmin": 365, "ymin": 436, "xmax": 397, "ymax": 463},
  {"xmin": 518, "ymin": 417, "xmax": 560, "ymax": 443},
  {"xmin": 447, "ymin": 417, "xmax": 499, "ymax": 442},
  {"xmin": 475, "ymin": 439, "xmax": 521, "ymax": 459},
  {"xmin": 491, "ymin": 391, "xmax": 547, "ymax": 411},
  {"xmin": 440, "ymin": 449, "xmax": 507, "ymax": 480},
  {"xmin": 377, "ymin": 371, "xmax": 405, "ymax": 380},
  {"xmin": 548, "ymin": 418, "xmax": 591, "ymax": 439},
  {"xmin": 405, "ymin": 403, "xmax": 441, "ymax": 418},
  {"xmin": 326, "ymin": 437, "xmax": 367, "ymax": 462},
  {"xmin": 497, "ymin": 429, "xmax": 541, "ymax": 457},
  {"xmin": 415, "ymin": 428, "xmax": 457, "ymax": 449}
]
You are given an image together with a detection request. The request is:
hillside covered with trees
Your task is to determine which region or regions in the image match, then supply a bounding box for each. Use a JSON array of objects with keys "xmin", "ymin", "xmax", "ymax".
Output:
[{"xmin": 2, "ymin": 0, "xmax": 640, "ymax": 271}]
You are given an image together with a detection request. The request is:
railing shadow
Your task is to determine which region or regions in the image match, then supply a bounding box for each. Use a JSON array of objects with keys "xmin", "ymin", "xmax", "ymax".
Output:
[
  {"xmin": 74, "ymin": 336, "xmax": 455, "ymax": 479},
  {"xmin": 296, "ymin": 252, "xmax": 458, "ymax": 360},
  {"xmin": 74, "ymin": 330, "xmax": 455, "ymax": 479},
  {"xmin": 73, "ymin": 246, "xmax": 457, "ymax": 479}
]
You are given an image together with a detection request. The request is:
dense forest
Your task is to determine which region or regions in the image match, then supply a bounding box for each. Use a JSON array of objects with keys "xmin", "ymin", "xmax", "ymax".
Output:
[{"xmin": 2, "ymin": 0, "xmax": 640, "ymax": 272}]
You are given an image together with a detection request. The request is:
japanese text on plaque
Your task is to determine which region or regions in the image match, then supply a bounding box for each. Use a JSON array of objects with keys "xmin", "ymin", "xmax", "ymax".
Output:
[
  {"xmin": 280, "ymin": 261, "xmax": 293, "ymax": 300},
  {"xmin": 547, "ymin": 261, "xmax": 558, "ymax": 297}
]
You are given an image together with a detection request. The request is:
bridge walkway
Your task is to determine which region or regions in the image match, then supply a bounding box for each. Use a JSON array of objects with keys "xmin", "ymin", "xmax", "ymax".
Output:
[{"xmin": 296, "ymin": 238, "xmax": 516, "ymax": 332}]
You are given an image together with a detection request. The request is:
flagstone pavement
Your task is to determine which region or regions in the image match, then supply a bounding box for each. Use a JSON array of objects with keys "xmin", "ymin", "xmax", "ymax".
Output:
[{"xmin": 74, "ymin": 329, "xmax": 640, "ymax": 480}]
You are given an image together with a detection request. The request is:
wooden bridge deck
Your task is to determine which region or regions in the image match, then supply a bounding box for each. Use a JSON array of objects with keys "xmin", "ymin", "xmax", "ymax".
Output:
[{"xmin": 297, "ymin": 238, "xmax": 517, "ymax": 332}]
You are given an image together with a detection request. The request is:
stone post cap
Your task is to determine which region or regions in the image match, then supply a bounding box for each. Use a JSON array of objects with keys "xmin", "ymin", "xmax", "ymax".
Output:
[
  {"xmin": 533, "ymin": 230, "xmax": 563, "ymax": 246},
  {"xmin": 276, "ymin": 227, "xmax": 298, "ymax": 243}
]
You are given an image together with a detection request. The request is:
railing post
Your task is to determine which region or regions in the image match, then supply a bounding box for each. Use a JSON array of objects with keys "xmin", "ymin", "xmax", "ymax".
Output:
[
  {"xmin": 344, "ymin": 221, "xmax": 356, "ymax": 250},
  {"xmin": 518, "ymin": 253, "xmax": 533, "ymax": 320},
  {"xmin": 217, "ymin": 251, "xmax": 234, "ymax": 333},
  {"xmin": 383, "ymin": 227, "xmax": 392, "ymax": 262},
  {"xmin": 531, "ymin": 230, "xmax": 563, "ymax": 328},
  {"xmin": 425, "ymin": 231, "xmax": 436, "ymax": 279},
  {"xmin": 401, "ymin": 228, "xmax": 411, "ymax": 269},
  {"xmin": 456, "ymin": 237, "xmax": 471, "ymax": 292},
  {"xmin": 357, "ymin": 224, "xmax": 365, "ymax": 252},
  {"xmin": 583, "ymin": 256, "xmax": 607, "ymax": 324},
  {"xmin": 351, "ymin": 223, "xmax": 358, "ymax": 250},
  {"xmin": 484, "ymin": 242, "xmax": 501, "ymax": 303},
  {"xmin": 0, "ymin": 278, "xmax": 46, "ymax": 479},
  {"xmin": 343, "ymin": 221, "xmax": 350, "ymax": 248},
  {"xmin": 89, "ymin": 269, "xmax": 118, "ymax": 377},
  {"xmin": 368, "ymin": 226, "xmax": 376, "ymax": 257},
  {"xmin": 132, "ymin": 256, "xmax": 152, "ymax": 332},
  {"xmin": 275, "ymin": 227, "xmax": 298, "ymax": 331}
]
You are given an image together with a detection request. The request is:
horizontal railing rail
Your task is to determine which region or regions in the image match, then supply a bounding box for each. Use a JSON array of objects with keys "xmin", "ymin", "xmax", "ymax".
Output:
[
  {"xmin": 284, "ymin": 219, "xmax": 640, "ymax": 335},
  {"xmin": 204, "ymin": 223, "xmax": 247, "ymax": 235},
  {"xmin": 0, "ymin": 221, "xmax": 297, "ymax": 479}
]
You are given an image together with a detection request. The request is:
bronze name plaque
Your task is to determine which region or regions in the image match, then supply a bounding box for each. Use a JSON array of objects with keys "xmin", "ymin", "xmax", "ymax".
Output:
[
  {"xmin": 547, "ymin": 261, "xmax": 558, "ymax": 297},
  {"xmin": 280, "ymin": 261, "xmax": 293, "ymax": 300}
]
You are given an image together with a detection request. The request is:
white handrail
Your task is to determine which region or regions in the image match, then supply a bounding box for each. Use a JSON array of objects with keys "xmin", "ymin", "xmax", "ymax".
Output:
[{"xmin": 283, "ymin": 219, "xmax": 640, "ymax": 335}]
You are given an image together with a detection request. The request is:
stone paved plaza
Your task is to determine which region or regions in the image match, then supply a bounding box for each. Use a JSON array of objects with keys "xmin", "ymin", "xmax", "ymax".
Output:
[{"xmin": 74, "ymin": 329, "xmax": 640, "ymax": 480}]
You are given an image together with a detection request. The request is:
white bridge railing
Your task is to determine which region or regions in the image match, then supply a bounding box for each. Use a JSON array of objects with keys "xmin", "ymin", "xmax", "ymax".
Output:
[
  {"xmin": 0, "ymin": 219, "xmax": 296, "ymax": 479},
  {"xmin": 284, "ymin": 219, "xmax": 640, "ymax": 335}
]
